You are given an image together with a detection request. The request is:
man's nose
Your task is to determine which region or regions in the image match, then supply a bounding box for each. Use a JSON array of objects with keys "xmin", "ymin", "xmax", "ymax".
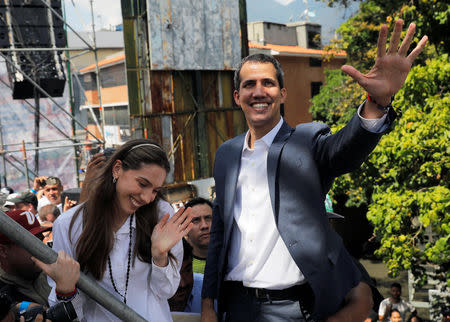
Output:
[
  {"xmin": 200, "ymin": 218, "xmax": 209, "ymax": 230},
  {"xmin": 252, "ymin": 82, "xmax": 266, "ymax": 97}
]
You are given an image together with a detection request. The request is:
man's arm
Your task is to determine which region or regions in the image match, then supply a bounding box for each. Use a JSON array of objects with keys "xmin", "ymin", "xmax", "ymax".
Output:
[
  {"xmin": 201, "ymin": 200, "xmax": 223, "ymax": 322},
  {"xmin": 324, "ymin": 281, "xmax": 373, "ymax": 322}
]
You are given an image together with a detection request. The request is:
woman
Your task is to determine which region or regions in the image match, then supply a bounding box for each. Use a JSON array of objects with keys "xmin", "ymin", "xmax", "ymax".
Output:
[{"xmin": 33, "ymin": 139, "xmax": 193, "ymax": 321}]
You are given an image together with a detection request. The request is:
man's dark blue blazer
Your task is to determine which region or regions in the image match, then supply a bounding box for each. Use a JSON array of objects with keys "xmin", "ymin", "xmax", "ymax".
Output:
[{"xmin": 202, "ymin": 111, "xmax": 396, "ymax": 320}]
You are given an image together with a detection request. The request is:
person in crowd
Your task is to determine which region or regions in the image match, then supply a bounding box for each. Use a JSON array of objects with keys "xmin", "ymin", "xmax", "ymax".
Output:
[
  {"xmin": 0, "ymin": 210, "xmax": 51, "ymax": 306},
  {"xmin": 32, "ymin": 176, "xmax": 77, "ymax": 213},
  {"xmin": 407, "ymin": 315, "xmax": 422, "ymax": 322},
  {"xmin": 389, "ymin": 309, "xmax": 402, "ymax": 322},
  {"xmin": 201, "ymin": 20, "xmax": 427, "ymax": 321},
  {"xmin": 38, "ymin": 204, "xmax": 60, "ymax": 224},
  {"xmin": 169, "ymin": 239, "xmax": 195, "ymax": 312},
  {"xmin": 4, "ymin": 191, "xmax": 38, "ymax": 219},
  {"xmin": 33, "ymin": 139, "xmax": 194, "ymax": 321},
  {"xmin": 184, "ymin": 198, "xmax": 213, "ymax": 274},
  {"xmin": 378, "ymin": 283, "xmax": 416, "ymax": 321}
]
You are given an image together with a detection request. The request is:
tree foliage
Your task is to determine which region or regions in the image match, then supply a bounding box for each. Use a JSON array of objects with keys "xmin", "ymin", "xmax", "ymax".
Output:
[{"xmin": 311, "ymin": 0, "xmax": 450, "ymax": 289}]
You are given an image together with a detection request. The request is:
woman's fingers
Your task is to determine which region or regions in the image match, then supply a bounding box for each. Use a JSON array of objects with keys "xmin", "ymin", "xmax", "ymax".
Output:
[
  {"xmin": 178, "ymin": 211, "xmax": 194, "ymax": 232},
  {"xmin": 31, "ymin": 256, "xmax": 51, "ymax": 275},
  {"xmin": 157, "ymin": 213, "xmax": 170, "ymax": 228}
]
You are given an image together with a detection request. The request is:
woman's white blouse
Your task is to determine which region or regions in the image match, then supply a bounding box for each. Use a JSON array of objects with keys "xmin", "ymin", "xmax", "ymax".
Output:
[{"xmin": 48, "ymin": 200, "xmax": 182, "ymax": 322}]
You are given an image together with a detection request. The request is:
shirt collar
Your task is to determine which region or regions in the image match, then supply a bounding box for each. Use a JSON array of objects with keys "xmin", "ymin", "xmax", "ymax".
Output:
[
  {"xmin": 116, "ymin": 213, "xmax": 136, "ymax": 234},
  {"xmin": 243, "ymin": 117, "xmax": 284, "ymax": 151}
]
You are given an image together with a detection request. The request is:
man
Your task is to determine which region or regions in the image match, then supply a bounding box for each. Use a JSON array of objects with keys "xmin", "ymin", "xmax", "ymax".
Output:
[
  {"xmin": 41, "ymin": 177, "xmax": 63, "ymax": 211},
  {"xmin": 184, "ymin": 198, "xmax": 213, "ymax": 274},
  {"xmin": 0, "ymin": 210, "xmax": 51, "ymax": 306},
  {"xmin": 5, "ymin": 191, "xmax": 39, "ymax": 222},
  {"xmin": 201, "ymin": 20, "xmax": 427, "ymax": 321},
  {"xmin": 378, "ymin": 283, "xmax": 416, "ymax": 321}
]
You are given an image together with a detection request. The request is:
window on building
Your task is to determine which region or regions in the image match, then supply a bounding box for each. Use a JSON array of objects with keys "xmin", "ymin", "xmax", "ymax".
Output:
[
  {"xmin": 309, "ymin": 58, "xmax": 322, "ymax": 67},
  {"xmin": 311, "ymin": 82, "xmax": 323, "ymax": 98},
  {"xmin": 307, "ymin": 31, "xmax": 321, "ymax": 49},
  {"xmin": 104, "ymin": 105, "xmax": 129, "ymax": 127}
]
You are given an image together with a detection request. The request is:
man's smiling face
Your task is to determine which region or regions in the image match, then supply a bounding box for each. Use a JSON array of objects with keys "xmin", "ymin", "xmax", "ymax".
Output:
[{"xmin": 233, "ymin": 61, "xmax": 286, "ymax": 137}]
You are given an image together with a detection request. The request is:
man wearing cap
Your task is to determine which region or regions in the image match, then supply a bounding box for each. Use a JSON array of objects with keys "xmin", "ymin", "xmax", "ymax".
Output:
[
  {"xmin": 5, "ymin": 191, "xmax": 39, "ymax": 218},
  {"xmin": 40, "ymin": 177, "xmax": 63, "ymax": 212},
  {"xmin": 0, "ymin": 210, "xmax": 51, "ymax": 306}
]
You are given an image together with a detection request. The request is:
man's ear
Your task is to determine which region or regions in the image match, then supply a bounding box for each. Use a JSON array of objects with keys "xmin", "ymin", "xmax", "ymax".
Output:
[
  {"xmin": 280, "ymin": 87, "xmax": 287, "ymax": 104},
  {"xmin": 233, "ymin": 90, "xmax": 241, "ymax": 107}
]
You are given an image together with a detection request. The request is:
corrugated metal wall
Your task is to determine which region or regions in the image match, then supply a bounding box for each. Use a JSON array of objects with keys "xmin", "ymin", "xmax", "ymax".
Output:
[{"xmin": 121, "ymin": 0, "xmax": 248, "ymax": 183}]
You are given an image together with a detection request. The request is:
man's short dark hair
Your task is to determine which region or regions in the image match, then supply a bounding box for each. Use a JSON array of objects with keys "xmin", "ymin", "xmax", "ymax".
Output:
[
  {"xmin": 184, "ymin": 197, "xmax": 213, "ymax": 209},
  {"xmin": 234, "ymin": 53, "xmax": 285, "ymax": 90},
  {"xmin": 391, "ymin": 282, "xmax": 401, "ymax": 290}
]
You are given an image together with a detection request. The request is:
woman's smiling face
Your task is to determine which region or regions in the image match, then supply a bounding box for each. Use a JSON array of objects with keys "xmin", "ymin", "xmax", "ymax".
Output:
[{"xmin": 113, "ymin": 160, "xmax": 167, "ymax": 217}]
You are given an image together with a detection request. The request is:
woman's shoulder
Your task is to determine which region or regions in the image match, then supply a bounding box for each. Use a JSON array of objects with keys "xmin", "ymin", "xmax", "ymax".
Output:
[
  {"xmin": 53, "ymin": 203, "xmax": 83, "ymax": 230},
  {"xmin": 156, "ymin": 199, "xmax": 174, "ymax": 219}
]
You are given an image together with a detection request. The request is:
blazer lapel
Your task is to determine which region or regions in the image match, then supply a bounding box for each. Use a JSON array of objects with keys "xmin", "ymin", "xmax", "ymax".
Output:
[
  {"xmin": 223, "ymin": 134, "xmax": 245, "ymax": 241},
  {"xmin": 267, "ymin": 121, "xmax": 293, "ymax": 222}
]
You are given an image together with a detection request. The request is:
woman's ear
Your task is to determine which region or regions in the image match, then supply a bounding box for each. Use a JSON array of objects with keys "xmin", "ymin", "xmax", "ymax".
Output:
[{"xmin": 112, "ymin": 160, "xmax": 122, "ymax": 179}]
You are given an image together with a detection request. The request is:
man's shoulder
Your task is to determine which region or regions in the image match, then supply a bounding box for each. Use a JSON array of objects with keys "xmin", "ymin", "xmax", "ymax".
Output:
[
  {"xmin": 215, "ymin": 132, "xmax": 246, "ymax": 158},
  {"xmin": 292, "ymin": 121, "xmax": 330, "ymax": 136}
]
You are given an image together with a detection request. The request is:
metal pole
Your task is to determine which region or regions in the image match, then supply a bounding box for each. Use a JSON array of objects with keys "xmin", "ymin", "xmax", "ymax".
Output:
[
  {"xmin": 21, "ymin": 141, "xmax": 31, "ymax": 189},
  {"xmin": 0, "ymin": 210, "xmax": 147, "ymax": 322},
  {"xmin": 0, "ymin": 47, "xmax": 94, "ymax": 52},
  {"xmin": 89, "ymin": 0, "xmax": 106, "ymax": 139},
  {"xmin": 0, "ymin": 53, "xmax": 104, "ymax": 144},
  {"xmin": 2, "ymin": 141, "xmax": 99, "ymax": 153},
  {"xmin": 34, "ymin": 79, "xmax": 40, "ymax": 175},
  {"xmin": 62, "ymin": 0, "xmax": 80, "ymax": 187},
  {"xmin": 0, "ymin": 120, "xmax": 7, "ymax": 187}
]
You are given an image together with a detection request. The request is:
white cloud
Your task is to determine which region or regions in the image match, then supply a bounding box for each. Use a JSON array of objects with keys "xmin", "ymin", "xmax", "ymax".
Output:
[
  {"xmin": 65, "ymin": 0, "xmax": 122, "ymax": 31},
  {"xmin": 273, "ymin": 0, "xmax": 297, "ymax": 6}
]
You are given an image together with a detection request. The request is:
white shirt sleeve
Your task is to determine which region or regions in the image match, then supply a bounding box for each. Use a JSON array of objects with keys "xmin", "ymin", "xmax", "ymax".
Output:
[
  {"xmin": 357, "ymin": 101, "xmax": 388, "ymax": 133},
  {"xmin": 47, "ymin": 206, "xmax": 85, "ymax": 320}
]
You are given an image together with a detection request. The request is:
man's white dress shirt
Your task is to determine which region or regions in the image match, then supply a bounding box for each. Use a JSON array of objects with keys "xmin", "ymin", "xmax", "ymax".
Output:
[{"xmin": 225, "ymin": 103, "xmax": 386, "ymax": 290}]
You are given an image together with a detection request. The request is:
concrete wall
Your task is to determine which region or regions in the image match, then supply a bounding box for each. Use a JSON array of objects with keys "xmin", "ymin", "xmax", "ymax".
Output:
[{"xmin": 247, "ymin": 21, "xmax": 297, "ymax": 46}]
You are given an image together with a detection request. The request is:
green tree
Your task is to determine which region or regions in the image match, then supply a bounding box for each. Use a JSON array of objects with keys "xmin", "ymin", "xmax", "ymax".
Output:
[{"xmin": 311, "ymin": 0, "xmax": 450, "ymax": 291}]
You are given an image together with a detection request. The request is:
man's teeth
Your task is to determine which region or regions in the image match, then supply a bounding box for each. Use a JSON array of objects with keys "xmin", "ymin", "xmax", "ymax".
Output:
[{"xmin": 253, "ymin": 103, "xmax": 268, "ymax": 108}]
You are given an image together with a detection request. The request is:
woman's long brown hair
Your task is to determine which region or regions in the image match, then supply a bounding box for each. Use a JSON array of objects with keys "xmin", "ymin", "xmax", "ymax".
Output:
[{"xmin": 69, "ymin": 139, "xmax": 170, "ymax": 280}]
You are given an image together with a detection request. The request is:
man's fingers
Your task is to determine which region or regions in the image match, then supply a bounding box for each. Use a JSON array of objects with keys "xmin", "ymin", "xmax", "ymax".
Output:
[
  {"xmin": 341, "ymin": 65, "xmax": 367, "ymax": 87},
  {"xmin": 376, "ymin": 24, "xmax": 388, "ymax": 58},
  {"xmin": 398, "ymin": 23, "xmax": 416, "ymax": 56},
  {"xmin": 387, "ymin": 19, "xmax": 403, "ymax": 54},
  {"xmin": 407, "ymin": 35, "xmax": 428, "ymax": 63}
]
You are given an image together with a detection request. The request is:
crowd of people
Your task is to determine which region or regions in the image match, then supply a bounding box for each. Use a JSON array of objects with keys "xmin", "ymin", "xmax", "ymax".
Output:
[{"xmin": 0, "ymin": 18, "xmax": 447, "ymax": 322}]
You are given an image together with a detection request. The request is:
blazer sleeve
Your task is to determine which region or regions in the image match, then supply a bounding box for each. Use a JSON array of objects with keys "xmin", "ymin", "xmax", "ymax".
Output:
[{"xmin": 309, "ymin": 110, "xmax": 396, "ymax": 178}]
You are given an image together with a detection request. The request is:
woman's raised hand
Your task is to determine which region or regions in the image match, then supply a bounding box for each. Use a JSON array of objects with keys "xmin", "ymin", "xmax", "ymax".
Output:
[{"xmin": 151, "ymin": 206, "xmax": 193, "ymax": 267}]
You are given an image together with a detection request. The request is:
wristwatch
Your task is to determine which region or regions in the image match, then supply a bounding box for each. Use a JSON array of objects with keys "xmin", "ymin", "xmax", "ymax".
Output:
[{"xmin": 366, "ymin": 92, "xmax": 394, "ymax": 113}]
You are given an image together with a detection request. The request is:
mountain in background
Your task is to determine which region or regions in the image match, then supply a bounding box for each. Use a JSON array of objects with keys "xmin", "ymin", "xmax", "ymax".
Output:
[{"xmin": 246, "ymin": 0, "xmax": 359, "ymax": 44}]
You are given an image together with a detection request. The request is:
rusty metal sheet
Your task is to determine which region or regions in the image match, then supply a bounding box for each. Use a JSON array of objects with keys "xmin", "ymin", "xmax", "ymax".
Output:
[{"xmin": 147, "ymin": 0, "xmax": 241, "ymax": 70}]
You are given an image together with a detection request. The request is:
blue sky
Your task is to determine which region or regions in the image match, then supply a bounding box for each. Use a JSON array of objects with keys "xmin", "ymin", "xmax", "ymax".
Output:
[{"xmin": 64, "ymin": 0, "xmax": 360, "ymax": 44}]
